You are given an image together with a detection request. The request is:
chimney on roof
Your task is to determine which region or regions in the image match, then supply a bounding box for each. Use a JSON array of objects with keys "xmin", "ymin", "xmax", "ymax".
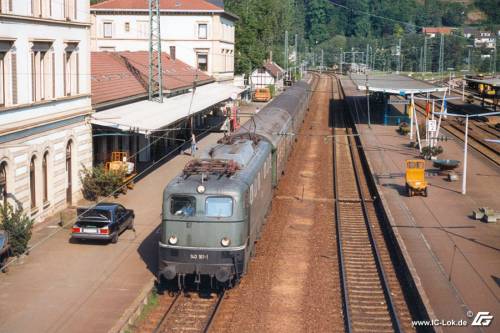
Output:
[
  {"xmin": 269, "ymin": 50, "xmax": 273, "ymax": 63},
  {"xmin": 170, "ymin": 46, "xmax": 176, "ymax": 61}
]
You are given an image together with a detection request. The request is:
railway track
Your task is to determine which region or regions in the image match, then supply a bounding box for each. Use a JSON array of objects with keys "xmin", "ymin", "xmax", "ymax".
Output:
[
  {"xmin": 153, "ymin": 291, "xmax": 224, "ymax": 333},
  {"xmin": 412, "ymin": 99, "xmax": 500, "ymax": 166},
  {"xmin": 331, "ymin": 75, "xmax": 414, "ymax": 332}
]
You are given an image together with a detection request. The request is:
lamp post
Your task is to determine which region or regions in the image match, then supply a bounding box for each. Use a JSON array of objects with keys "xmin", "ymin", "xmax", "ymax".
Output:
[
  {"xmin": 447, "ymin": 67, "xmax": 454, "ymax": 94},
  {"xmin": 433, "ymin": 111, "xmax": 500, "ymax": 194},
  {"xmin": 365, "ymin": 73, "xmax": 371, "ymax": 128}
]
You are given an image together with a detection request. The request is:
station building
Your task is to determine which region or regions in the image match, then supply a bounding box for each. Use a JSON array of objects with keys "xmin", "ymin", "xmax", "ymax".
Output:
[
  {"xmin": 90, "ymin": 51, "xmax": 243, "ymax": 172},
  {"xmin": 250, "ymin": 60, "xmax": 284, "ymax": 91},
  {"xmin": 0, "ymin": 0, "xmax": 92, "ymax": 222},
  {"xmin": 90, "ymin": 0, "xmax": 237, "ymax": 82}
]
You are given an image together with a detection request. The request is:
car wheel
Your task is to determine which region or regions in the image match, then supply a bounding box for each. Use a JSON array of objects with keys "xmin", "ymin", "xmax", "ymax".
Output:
[{"xmin": 111, "ymin": 233, "xmax": 119, "ymax": 244}]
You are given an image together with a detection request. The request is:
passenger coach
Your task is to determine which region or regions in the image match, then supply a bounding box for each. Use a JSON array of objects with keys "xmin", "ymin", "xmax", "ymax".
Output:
[{"xmin": 159, "ymin": 77, "xmax": 313, "ymax": 287}]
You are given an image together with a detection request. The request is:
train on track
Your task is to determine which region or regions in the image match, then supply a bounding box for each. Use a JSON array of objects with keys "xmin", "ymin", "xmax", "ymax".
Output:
[{"xmin": 158, "ymin": 78, "xmax": 314, "ymax": 288}]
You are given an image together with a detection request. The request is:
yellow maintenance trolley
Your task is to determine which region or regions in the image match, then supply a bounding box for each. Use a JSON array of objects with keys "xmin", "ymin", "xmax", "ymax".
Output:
[{"xmin": 405, "ymin": 159, "xmax": 428, "ymax": 197}]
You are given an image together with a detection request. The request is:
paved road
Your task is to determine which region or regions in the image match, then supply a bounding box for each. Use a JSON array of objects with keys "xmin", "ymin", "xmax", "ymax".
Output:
[{"xmin": 0, "ymin": 134, "xmax": 222, "ymax": 333}]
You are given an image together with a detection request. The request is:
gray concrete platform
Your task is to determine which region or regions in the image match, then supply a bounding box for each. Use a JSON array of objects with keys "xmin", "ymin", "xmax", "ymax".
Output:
[
  {"xmin": 0, "ymin": 133, "xmax": 223, "ymax": 333},
  {"xmin": 341, "ymin": 77, "xmax": 500, "ymax": 332}
]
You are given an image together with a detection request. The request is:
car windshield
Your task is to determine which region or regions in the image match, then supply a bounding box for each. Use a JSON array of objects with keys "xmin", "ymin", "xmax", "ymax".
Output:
[
  {"xmin": 77, "ymin": 208, "xmax": 111, "ymax": 221},
  {"xmin": 206, "ymin": 197, "xmax": 233, "ymax": 218},
  {"xmin": 171, "ymin": 196, "xmax": 196, "ymax": 217}
]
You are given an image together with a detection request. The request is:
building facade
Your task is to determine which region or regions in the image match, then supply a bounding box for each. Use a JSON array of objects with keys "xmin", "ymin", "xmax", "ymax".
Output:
[
  {"xmin": 474, "ymin": 31, "xmax": 496, "ymax": 49},
  {"xmin": 90, "ymin": 0, "xmax": 237, "ymax": 82},
  {"xmin": 0, "ymin": 0, "xmax": 92, "ymax": 222},
  {"xmin": 90, "ymin": 50, "xmax": 241, "ymax": 173},
  {"xmin": 250, "ymin": 61, "xmax": 284, "ymax": 91}
]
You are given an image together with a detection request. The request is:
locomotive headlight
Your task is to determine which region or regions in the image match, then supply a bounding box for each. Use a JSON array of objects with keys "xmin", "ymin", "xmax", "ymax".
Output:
[
  {"xmin": 168, "ymin": 235, "xmax": 178, "ymax": 245},
  {"xmin": 197, "ymin": 185, "xmax": 206, "ymax": 193},
  {"xmin": 221, "ymin": 237, "xmax": 231, "ymax": 247}
]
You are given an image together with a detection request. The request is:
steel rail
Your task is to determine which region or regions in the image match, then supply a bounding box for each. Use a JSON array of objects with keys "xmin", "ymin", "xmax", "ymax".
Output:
[
  {"xmin": 203, "ymin": 290, "xmax": 226, "ymax": 333},
  {"xmin": 332, "ymin": 73, "xmax": 403, "ymax": 333},
  {"xmin": 152, "ymin": 290, "xmax": 225, "ymax": 333},
  {"xmin": 152, "ymin": 292, "xmax": 181, "ymax": 333},
  {"xmin": 331, "ymin": 75, "xmax": 353, "ymax": 333}
]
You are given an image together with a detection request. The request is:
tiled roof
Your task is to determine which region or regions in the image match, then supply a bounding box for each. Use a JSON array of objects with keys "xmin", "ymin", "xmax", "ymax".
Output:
[
  {"xmin": 263, "ymin": 61, "xmax": 284, "ymax": 78},
  {"xmin": 91, "ymin": 0, "xmax": 223, "ymax": 11},
  {"xmin": 91, "ymin": 51, "xmax": 213, "ymax": 107},
  {"xmin": 422, "ymin": 27, "xmax": 454, "ymax": 34}
]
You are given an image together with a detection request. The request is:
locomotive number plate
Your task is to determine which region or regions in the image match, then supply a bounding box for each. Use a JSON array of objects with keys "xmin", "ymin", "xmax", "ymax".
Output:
[{"xmin": 190, "ymin": 254, "xmax": 209, "ymax": 260}]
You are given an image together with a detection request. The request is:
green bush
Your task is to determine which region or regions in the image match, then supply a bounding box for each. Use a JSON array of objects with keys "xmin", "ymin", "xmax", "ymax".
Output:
[
  {"xmin": 421, "ymin": 146, "xmax": 444, "ymax": 159},
  {"xmin": 267, "ymin": 84, "xmax": 276, "ymax": 97},
  {"xmin": 80, "ymin": 164, "xmax": 126, "ymax": 201},
  {"xmin": 0, "ymin": 203, "xmax": 34, "ymax": 256}
]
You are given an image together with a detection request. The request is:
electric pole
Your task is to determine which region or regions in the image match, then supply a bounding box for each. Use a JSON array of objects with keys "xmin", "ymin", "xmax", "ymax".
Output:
[
  {"xmin": 149, "ymin": 0, "xmax": 163, "ymax": 102},
  {"xmin": 423, "ymin": 36, "xmax": 427, "ymax": 73},
  {"xmin": 366, "ymin": 44, "xmax": 369, "ymax": 70},
  {"xmin": 294, "ymin": 34, "xmax": 299, "ymax": 77},
  {"xmin": 340, "ymin": 48, "xmax": 343, "ymax": 74},
  {"xmin": 285, "ymin": 30, "xmax": 288, "ymax": 80},
  {"xmin": 439, "ymin": 34, "xmax": 444, "ymax": 79},
  {"xmin": 397, "ymin": 38, "xmax": 402, "ymax": 74},
  {"xmin": 320, "ymin": 49, "xmax": 324, "ymax": 73}
]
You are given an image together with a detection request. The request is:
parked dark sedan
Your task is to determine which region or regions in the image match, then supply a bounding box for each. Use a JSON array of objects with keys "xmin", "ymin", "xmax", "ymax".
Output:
[{"xmin": 71, "ymin": 203, "xmax": 135, "ymax": 243}]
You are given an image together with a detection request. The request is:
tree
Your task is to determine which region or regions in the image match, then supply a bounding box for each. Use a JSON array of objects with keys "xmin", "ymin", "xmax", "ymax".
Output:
[
  {"xmin": 0, "ymin": 203, "xmax": 34, "ymax": 256},
  {"xmin": 80, "ymin": 165, "xmax": 126, "ymax": 201}
]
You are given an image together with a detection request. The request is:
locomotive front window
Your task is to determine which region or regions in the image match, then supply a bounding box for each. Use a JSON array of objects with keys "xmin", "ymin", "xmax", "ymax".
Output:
[
  {"xmin": 205, "ymin": 197, "xmax": 233, "ymax": 218},
  {"xmin": 171, "ymin": 196, "xmax": 196, "ymax": 216}
]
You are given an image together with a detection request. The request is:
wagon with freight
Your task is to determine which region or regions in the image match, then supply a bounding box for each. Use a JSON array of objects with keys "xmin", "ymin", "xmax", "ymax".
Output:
[{"xmin": 158, "ymin": 77, "xmax": 313, "ymax": 288}]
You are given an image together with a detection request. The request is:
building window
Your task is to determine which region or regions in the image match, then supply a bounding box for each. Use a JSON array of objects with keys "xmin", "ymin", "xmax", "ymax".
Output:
[
  {"xmin": 198, "ymin": 24, "xmax": 208, "ymax": 39},
  {"xmin": 42, "ymin": 152, "xmax": 48, "ymax": 204},
  {"xmin": 64, "ymin": 44, "xmax": 79, "ymax": 96},
  {"xmin": 137, "ymin": 21, "xmax": 148, "ymax": 38},
  {"xmin": 197, "ymin": 53, "xmax": 208, "ymax": 71},
  {"xmin": 170, "ymin": 46, "xmax": 176, "ymax": 61},
  {"xmin": 0, "ymin": 0, "xmax": 13, "ymax": 13},
  {"xmin": 0, "ymin": 161, "xmax": 7, "ymax": 205},
  {"xmin": 124, "ymin": 22, "xmax": 130, "ymax": 32},
  {"xmin": 64, "ymin": 0, "xmax": 76, "ymax": 20},
  {"xmin": 31, "ymin": 44, "xmax": 54, "ymax": 102},
  {"xmin": 0, "ymin": 52, "xmax": 5, "ymax": 107},
  {"xmin": 103, "ymin": 22, "xmax": 113, "ymax": 38},
  {"xmin": 30, "ymin": 156, "xmax": 36, "ymax": 210}
]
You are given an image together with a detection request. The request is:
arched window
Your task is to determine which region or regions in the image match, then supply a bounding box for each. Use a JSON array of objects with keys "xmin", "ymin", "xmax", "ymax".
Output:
[
  {"xmin": 30, "ymin": 156, "xmax": 36, "ymax": 209},
  {"xmin": 43, "ymin": 152, "xmax": 49, "ymax": 204},
  {"xmin": 0, "ymin": 161, "xmax": 7, "ymax": 205}
]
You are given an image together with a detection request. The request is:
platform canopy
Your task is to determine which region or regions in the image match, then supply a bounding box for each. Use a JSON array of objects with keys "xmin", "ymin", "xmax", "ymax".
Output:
[
  {"xmin": 91, "ymin": 83, "xmax": 244, "ymax": 134},
  {"xmin": 465, "ymin": 77, "xmax": 500, "ymax": 88},
  {"xmin": 351, "ymin": 73, "xmax": 448, "ymax": 95}
]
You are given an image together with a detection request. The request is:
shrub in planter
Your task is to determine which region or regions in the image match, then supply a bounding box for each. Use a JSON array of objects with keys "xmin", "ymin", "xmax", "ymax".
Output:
[
  {"xmin": 421, "ymin": 145, "xmax": 444, "ymax": 160},
  {"xmin": 80, "ymin": 164, "xmax": 126, "ymax": 201},
  {"xmin": 0, "ymin": 203, "xmax": 34, "ymax": 256}
]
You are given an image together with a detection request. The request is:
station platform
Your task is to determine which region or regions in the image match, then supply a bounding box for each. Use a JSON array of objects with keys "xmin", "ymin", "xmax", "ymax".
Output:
[
  {"xmin": 341, "ymin": 77, "xmax": 500, "ymax": 333},
  {"xmin": 0, "ymin": 133, "xmax": 223, "ymax": 333}
]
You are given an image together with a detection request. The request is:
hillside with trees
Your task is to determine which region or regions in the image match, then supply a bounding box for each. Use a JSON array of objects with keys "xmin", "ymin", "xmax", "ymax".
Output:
[{"xmin": 225, "ymin": 0, "xmax": 498, "ymax": 74}]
